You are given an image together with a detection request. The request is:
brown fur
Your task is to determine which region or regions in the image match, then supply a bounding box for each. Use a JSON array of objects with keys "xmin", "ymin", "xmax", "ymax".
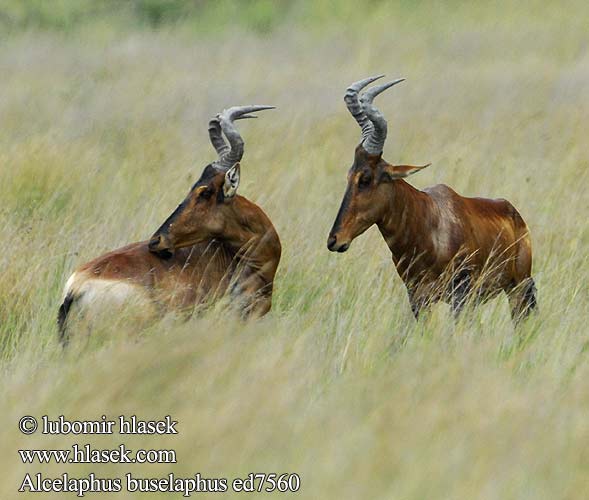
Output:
[
  {"xmin": 148, "ymin": 165, "xmax": 282, "ymax": 318},
  {"xmin": 60, "ymin": 165, "xmax": 281, "ymax": 341},
  {"xmin": 328, "ymin": 146, "xmax": 536, "ymax": 321},
  {"xmin": 70, "ymin": 241, "xmax": 234, "ymax": 311}
]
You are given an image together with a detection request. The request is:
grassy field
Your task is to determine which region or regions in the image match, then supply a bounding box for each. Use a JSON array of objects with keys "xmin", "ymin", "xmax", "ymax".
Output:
[{"xmin": 2, "ymin": 1, "xmax": 589, "ymax": 498}]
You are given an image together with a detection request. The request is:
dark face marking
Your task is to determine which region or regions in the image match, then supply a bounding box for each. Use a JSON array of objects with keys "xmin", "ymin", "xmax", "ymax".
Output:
[
  {"xmin": 327, "ymin": 145, "xmax": 388, "ymax": 252},
  {"xmin": 149, "ymin": 164, "xmax": 232, "ymax": 255}
]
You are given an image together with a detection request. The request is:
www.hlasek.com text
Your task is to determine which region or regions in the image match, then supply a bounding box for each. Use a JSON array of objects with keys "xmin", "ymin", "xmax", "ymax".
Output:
[{"xmin": 19, "ymin": 444, "xmax": 177, "ymax": 464}]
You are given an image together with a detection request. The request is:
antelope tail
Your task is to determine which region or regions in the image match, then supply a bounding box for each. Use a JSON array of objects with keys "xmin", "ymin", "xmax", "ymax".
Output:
[{"xmin": 57, "ymin": 292, "xmax": 78, "ymax": 346}]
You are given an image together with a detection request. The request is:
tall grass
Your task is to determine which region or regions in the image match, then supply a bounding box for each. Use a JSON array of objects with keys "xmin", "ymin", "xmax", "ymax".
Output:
[{"xmin": 2, "ymin": 1, "xmax": 589, "ymax": 498}]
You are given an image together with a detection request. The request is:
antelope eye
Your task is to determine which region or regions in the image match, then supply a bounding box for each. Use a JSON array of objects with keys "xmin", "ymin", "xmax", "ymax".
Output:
[
  {"xmin": 358, "ymin": 174, "xmax": 372, "ymax": 188},
  {"xmin": 199, "ymin": 189, "xmax": 213, "ymax": 200}
]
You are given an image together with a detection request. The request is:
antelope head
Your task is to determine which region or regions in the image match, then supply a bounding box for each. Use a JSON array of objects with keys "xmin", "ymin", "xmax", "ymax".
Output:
[
  {"xmin": 148, "ymin": 105, "xmax": 274, "ymax": 258},
  {"xmin": 327, "ymin": 75, "xmax": 430, "ymax": 252}
]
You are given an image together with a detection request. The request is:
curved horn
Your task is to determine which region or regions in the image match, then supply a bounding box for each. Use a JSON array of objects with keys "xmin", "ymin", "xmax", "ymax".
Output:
[
  {"xmin": 360, "ymin": 78, "xmax": 405, "ymax": 155},
  {"xmin": 344, "ymin": 75, "xmax": 384, "ymax": 141},
  {"xmin": 208, "ymin": 113, "xmax": 260, "ymax": 157},
  {"xmin": 208, "ymin": 118, "xmax": 229, "ymax": 157},
  {"xmin": 215, "ymin": 105, "xmax": 275, "ymax": 169}
]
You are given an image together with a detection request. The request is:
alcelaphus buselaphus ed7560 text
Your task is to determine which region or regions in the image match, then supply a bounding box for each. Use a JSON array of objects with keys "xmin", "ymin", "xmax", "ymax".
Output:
[
  {"xmin": 59, "ymin": 105, "xmax": 281, "ymax": 342},
  {"xmin": 327, "ymin": 75, "xmax": 537, "ymax": 322}
]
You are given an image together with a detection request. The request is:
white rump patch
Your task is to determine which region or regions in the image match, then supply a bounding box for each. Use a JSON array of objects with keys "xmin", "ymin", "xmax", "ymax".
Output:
[
  {"xmin": 76, "ymin": 279, "xmax": 152, "ymax": 309},
  {"xmin": 63, "ymin": 273, "xmax": 158, "ymax": 330},
  {"xmin": 63, "ymin": 272, "xmax": 78, "ymax": 299}
]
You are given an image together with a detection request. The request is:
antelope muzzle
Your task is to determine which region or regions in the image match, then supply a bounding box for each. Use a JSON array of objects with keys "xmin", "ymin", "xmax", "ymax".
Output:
[
  {"xmin": 148, "ymin": 233, "xmax": 174, "ymax": 259},
  {"xmin": 327, "ymin": 233, "xmax": 351, "ymax": 253}
]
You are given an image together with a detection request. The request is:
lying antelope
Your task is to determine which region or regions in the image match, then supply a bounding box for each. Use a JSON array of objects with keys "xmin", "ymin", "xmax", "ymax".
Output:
[
  {"xmin": 327, "ymin": 76, "xmax": 536, "ymax": 321},
  {"xmin": 59, "ymin": 106, "xmax": 281, "ymax": 342}
]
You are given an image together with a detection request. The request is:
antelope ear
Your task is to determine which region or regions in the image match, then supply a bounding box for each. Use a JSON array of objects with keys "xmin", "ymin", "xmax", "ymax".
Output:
[
  {"xmin": 223, "ymin": 163, "xmax": 240, "ymax": 199},
  {"xmin": 381, "ymin": 163, "xmax": 431, "ymax": 181}
]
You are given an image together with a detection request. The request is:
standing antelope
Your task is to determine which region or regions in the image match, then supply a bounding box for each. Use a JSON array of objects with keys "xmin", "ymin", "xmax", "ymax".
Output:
[
  {"xmin": 59, "ymin": 106, "xmax": 281, "ymax": 342},
  {"xmin": 327, "ymin": 75, "xmax": 537, "ymax": 322}
]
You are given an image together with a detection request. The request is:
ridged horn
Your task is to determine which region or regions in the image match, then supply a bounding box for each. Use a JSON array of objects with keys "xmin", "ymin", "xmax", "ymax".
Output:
[
  {"xmin": 211, "ymin": 105, "xmax": 275, "ymax": 169},
  {"xmin": 344, "ymin": 75, "xmax": 384, "ymax": 142},
  {"xmin": 360, "ymin": 78, "xmax": 404, "ymax": 155},
  {"xmin": 344, "ymin": 76, "xmax": 405, "ymax": 155}
]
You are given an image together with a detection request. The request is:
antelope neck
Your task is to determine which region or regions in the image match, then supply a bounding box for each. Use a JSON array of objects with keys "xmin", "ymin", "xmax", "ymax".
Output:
[{"xmin": 376, "ymin": 179, "xmax": 431, "ymax": 261}]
